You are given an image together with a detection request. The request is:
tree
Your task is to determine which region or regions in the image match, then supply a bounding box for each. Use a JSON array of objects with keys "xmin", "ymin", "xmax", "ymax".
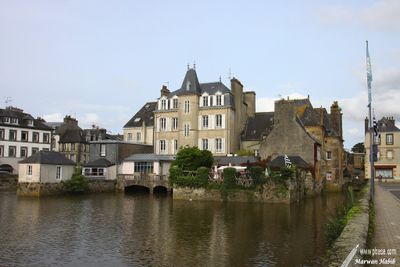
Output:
[
  {"xmin": 171, "ymin": 146, "xmax": 213, "ymax": 171},
  {"xmin": 351, "ymin": 142, "xmax": 365, "ymax": 153},
  {"xmin": 64, "ymin": 166, "xmax": 88, "ymax": 193}
]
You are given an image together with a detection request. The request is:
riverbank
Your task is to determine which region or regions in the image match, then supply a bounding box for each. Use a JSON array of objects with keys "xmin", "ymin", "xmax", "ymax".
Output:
[
  {"xmin": 17, "ymin": 179, "xmax": 116, "ymax": 196},
  {"xmin": 0, "ymin": 174, "xmax": 17, "ymax": 191},
  {"xmin": 324, "ymin": 185, "xmax": 371, "ymax": 267}
]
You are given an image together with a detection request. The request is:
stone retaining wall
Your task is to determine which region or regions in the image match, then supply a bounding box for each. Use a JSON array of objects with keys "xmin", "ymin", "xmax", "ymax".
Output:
[
  {"xmin": 0, "ymin": 174, "xmax": 18, "ymax": 190},
  {"xmin": 325, "ymin": 187, "xmax": 371, "ymax": 267},
  {"xmin": 173, "ymin": 183, "xmax": 304, "ymax": 203},
  {"xmin": 17, "ymin": 179, "xmax": 117, "ymax": 196}
]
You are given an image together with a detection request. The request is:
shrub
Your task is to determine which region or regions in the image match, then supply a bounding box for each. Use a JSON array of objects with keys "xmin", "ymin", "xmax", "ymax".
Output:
[
  {"xmin": 223, "ymin": 168, "xmax": 237, "ymax": 189},
  {"xmin": 169, "ymin": 165, "xmax": 183, "ymax": 186},
  {"xmin": 196, "ymin": 167, "xmax": 209, "ymax": 187},
  {"xmin": 64, "ymin": 167, "xmax": 88, "ymax": 194},
  {"xmin": 171, "ymin": 146, "xmax": 213, "ymax": 171},
  {"xmin": 249, "ymin": 166, "xmax": 266, "ymax": 185}
]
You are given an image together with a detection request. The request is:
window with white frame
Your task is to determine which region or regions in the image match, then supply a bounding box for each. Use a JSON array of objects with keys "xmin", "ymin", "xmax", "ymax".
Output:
[
  {"xmin": 326, "ymin": 171, "xmax": 332, "ymax": 180},
  {"xmin": 387, "ymin": 150, "xmax": 393, "ymax": 160},
  {"xmin": 27, "ymin": 165, "xmax": 32, "ymax": 177},
  {"xmin": 186, "ymin": 81, "xmax": 191, "ymax": 91},
  {"xmin": 202, "ymin": 96, "xmax": 208, "ymax": 107},
  {"xmin": 56, "ymin": 166, "xmax": 62, "ymax": 180},
  {"xmin": 32, "ymin": 132, "xmax": 39, "ymax": 143},
  {"xmin": 184, "ymin": 124, "xmax": 190, "ymax": 137},
  {"xmin": 21, "ymin": 131, "xmax": 28, "ymax": 141},
  {"xmin": 100, "ymin": 144, "xmax": 106, "ymax": 156},
  {"xmin": 160, "ymin": 140, "xmax": 166, "ymax": 153},
  {"xmin": 160, "ymin": 118, "xmax": 167, "ymax": 131},
  {"xmin": 127, "ymin": 133, "xmax": 132, "ymax": 141},
  {"xmin": 11, "ymin": 118, "xmax": 18, "ymax": 124},
  {"xmin": 134, "ymin": 162, "xmax": 153, "ymax": 173},
  {"xmin": 173, "ymin": 98, "xmax": 178, "ymax": 109},
  {"xmin": 202, "ymin": 115, "xmax": 209, "ymax": 129},
  {"xmin": 0, "ymin": 145, "xmax": 3, "ymax": 157},
  {"xmin": 28, "ymin": 120, "xmax": 34, "ymax": 126},
  {"xmin": 4, "ymin": 117, "xmax": 10, "ymax": 123},
  {"xmin": 216, "ymin": 114, "xmax": 222, "ymax": 128},
  {"xmin": 0, "ymin": 129, "xmax": 4, "ymax": 140},
  {"xmin": 326, "ymin": 151, "xmax": 332, "ymax": 160},
  {"xmin": 9, "ymin": 130, "xmax": 17, "ymax": 141},
  {"xmin": 174, "ymin": 140, "xmax": 178, "ymax": 153},
  {"xmin": 161, "ymin": 99, "xmax": 167, "ymax": 110},
  {"xmin": 184, "ymin": 100, "xmax": 190, "ymax": 113},
  {"xmin": 8, "ymin": 146, "xmax": 16, "ymax": 157},
  {"xmin": 216, "ymin": 95, "xmax": 222, "ymax": 106},
  {"xmin": 215, "ymin": 138, "xmax": 223, "ymax": 152},
  {"xmin": 43, "ymin": 133, "xmax": 50, "ymax": 144},
  {"xmin": 254, "ymin": 149, "xmax": 260, "ymax": 157},
  {"xmin": 202, "ymin": 139, "xmax": 209, "ymax": 150},
  {"xmin": 136, "ymin": 132, "xmax": 141, "ymax": 142},
  {"xmin": 386, "ymin": 134, "xmax": 394, "ymax": 145},
  {"xmin": 20, "ymin": 147, "xmax": 28, "ymax": 158},
  {"xmin": 172, "ymin": 118, "xmax": 178, "ymax": 130}
]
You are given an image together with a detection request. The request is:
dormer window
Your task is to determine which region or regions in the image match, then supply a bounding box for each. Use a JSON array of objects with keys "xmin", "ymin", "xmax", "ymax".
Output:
[
  {"xmin": 202, "ymin": 96, "xmax": 209, "ymax": 107},
  {"xmin": 186, "ymin": 81, "xmax": 191, "ymax": 91},
  {"xmin": 173, "ymin": 98, "xmax": 178, "ymax": 109},
  {"xmin": 11, "ymin": 118, "xmax": 18, "ymax": 124},
  {"xmin": 4, "ymin": 117, "xmax": 10, "ymax": 123},
  {"xmin": 161, "ymin": 99, "xmax": 167, "ymax": 110},
  {"xmin": 28, "ymin": 120, "xmax": 34, "ymax": 126},
  {"xmin": 134, "ymin": 118, "xmax": 141, "ymax": 123},
  {"xmin": 216, "ymin": 95, "xmax": 222, "ymax": 106}
]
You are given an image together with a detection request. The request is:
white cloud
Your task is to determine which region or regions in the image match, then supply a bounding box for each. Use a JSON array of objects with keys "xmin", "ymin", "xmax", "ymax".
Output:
[
  {"xmin": 256, "ymin": 92, "xmax": 307, "ymax": 112},
  {"xmin": 43, "ymin": 113, "xmax": 63, "ymax": 122},
  {"xmin": 316, "ymin": 0, "xmax": 400, "ymax": 31},
  {"xmin": 347, "ymin": 127, "xmax": 363, "ymax": 139}
]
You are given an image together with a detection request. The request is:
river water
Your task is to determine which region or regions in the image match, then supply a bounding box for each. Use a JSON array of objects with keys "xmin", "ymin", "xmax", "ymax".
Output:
[{"xmin": 0, "ymin": 191, "xmax": 346, "ymax": 267}]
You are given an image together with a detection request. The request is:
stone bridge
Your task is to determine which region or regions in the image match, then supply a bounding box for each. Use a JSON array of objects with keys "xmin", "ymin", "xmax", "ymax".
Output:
[{"xmin": 116, "ymin": 174, "xmax": 172, "ymax": 193}]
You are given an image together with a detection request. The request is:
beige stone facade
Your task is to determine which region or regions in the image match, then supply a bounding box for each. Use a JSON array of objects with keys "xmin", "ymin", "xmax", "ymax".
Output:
[
  {"xmin": 153, "ymin": 68, "xmax": 253, "ymax": 156},
  {"xmin": 365, "ymin": 117, "xmax": 400, "ymax": 179}
]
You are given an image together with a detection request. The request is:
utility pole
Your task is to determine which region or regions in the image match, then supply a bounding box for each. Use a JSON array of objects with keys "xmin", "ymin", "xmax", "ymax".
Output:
[{"xmin": 366, "ymin": 40, "xmax": 375, "ymax": 200}]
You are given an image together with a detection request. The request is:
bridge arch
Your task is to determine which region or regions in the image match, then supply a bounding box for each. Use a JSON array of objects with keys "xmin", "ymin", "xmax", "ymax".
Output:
[
  {"xmin": 153, "ymin": 185, "xmax": 168, "ymax": 194},
  {"xmin": 125, "ymin": 184, "xmax": 150, "ymax": 193}
]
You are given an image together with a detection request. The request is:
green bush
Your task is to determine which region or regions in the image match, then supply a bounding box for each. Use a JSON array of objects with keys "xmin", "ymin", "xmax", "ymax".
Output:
[
  {"xmin": 249, "ymin": 166, "xmax": 266, "ymax": 185},
  {"xmin": 169, "ymin": 165, "xmax": 183, "ymax": 186},
  {"xmin": 223, "ymin": 168, "xmax": 237, "ymax": 189},
  {"xmin": 171, "ymin": 146, "xmax": 213, "ymax": 171},
  {"xmin": 269, "ymin": 167, "xmax": 295, "ymax": 185},
  {"xmin": 196, "ymin": 167, "xmax": 209, "ymax": 187},
  {"xmin": 326, "ymin": 208, "xmax": 347, "ymax": 247},
  {"xmin": 64, "ymin": 167, "xmax": 88, "ymax": 194}
]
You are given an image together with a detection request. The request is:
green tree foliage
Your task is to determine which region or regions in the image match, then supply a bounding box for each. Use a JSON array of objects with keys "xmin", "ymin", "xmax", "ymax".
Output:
[
  {"xmin": 236, "ymin": 149, "xmax": 254, "ymax": 157},
  {"xmin": 64, "ymin": 167, "xmax": 88, "ymax": 193},
  {"xmin": 249, "ymin": 166, "xmax": 266, "ymax": 185},
  {"xmin": 223, "ymin": 167, "xmax": 237, "ymax": 188},
  {"xmin": 351, "ymin": 142, "xmax": 365, "ymax": 153},
  {"xmin": 269, "ymin": 167, "xmax": 295, "ymax": 185},
  {"xmin": 169, "ymin": 146, "xmax": 213, "ymax": 188},
  {"xmin": 171, "ymin": 146, "xmax": 213, "ymax": 171}
]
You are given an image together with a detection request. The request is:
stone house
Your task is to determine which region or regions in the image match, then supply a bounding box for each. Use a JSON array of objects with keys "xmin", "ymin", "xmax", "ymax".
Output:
[
  {"xmin": 153, "ymin": 67, "xmax": 255, "ymax": 156},
  {"xmin": 18, "ymin": 151, "xmax": 75, "ymax": 183},
  {"xmin": 123, "ymin": 102, "xmax": 156, "ymax": 144},
  {"xmin": 0, "ymin": 106, "xmax": 52, "ymax": 174},
  {"xmin": 364, "ymin": 116, "xmax": 400, "ymax": 179},
  {"xmin": 258, "ymin": 98, "xmax": 345, "ymax": 188},
  {"xmin": 55, "ymin": 116, "xmax": 90, "ymax": 164},
  {"xmin": 83, "ymin": 140, "xmax": 153, "ymax": 179},
  {"xmin": 241, "ymin": 112, "xmax": 274, "ymax": 156}
]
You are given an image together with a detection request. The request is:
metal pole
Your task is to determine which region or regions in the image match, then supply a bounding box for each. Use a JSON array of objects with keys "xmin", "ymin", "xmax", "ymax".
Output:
[{"xmin": 367, "ymin": 40, "xmax": 375, "ymax": 200}]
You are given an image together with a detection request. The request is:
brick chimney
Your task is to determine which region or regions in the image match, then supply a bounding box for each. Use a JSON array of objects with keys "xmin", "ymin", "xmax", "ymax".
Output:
[
  {"xmin": 160, "ymin": 85, "xmax": 170, "ymax": 97},
  {"xmin": 330, "ymin": 101, "xmax": 342, "ymax": 138}
]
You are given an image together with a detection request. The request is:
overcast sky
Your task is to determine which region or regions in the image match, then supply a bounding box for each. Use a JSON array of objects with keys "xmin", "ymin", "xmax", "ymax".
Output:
[{"xmin": 1, "ymin": 0, "xmax": 399, "ymax": 149}]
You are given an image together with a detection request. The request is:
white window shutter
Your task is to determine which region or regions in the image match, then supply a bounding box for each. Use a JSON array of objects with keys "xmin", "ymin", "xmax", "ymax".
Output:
[
  {"xmin": 171, "ymin": 140, "xmax": 175, "ymax": 154},
  {"xmin": 210, "ymin": 115, "xmax": 214, "ymax": 129},
  {"xmin": 157, "ymin": 118, "xmax": 160, "ymax": 132},
  {"xmin": 156, "ymin": 141, "xmax": 159, "ymax": 154},
  {"xmin": 165, "ymin": 140, "xmax": 168, "ymax": 154},
  {"xmin": 222, "ymin": 138, "xmax": 225, "ymax": 153},
  {"xmin": 198, "ymin": 139, "xmax": 202, "ymax": 149},
  {"xmin": 209, "ymin": 138, "xmax": 214, "ymax": 153},
  {"xmin": 198, "ymin": 116, "xmax": 202, "ymax": 130},
  {"xmin": 221, "ymin": 94, "xmax": 225, "ymax": 105},
  {"xmin": 167, "ymin": 118, "xmax": 171, "ymax": 131},
  {"xmin": 222, "ymin": 114, "xmax": 226, "ymax": 129}
]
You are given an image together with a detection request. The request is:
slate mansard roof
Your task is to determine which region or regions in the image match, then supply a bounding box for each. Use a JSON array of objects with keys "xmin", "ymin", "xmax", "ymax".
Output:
[
  {"xmin": 242, "ymin": 112, "xmax": 274, "ymax": 141},
  {"xmin": 19, "ymin": 151, "xmax": 75, "ymax": 165},
  {"xmin": 367, "ymin": 117, "xmax": 400, "ymax": 133},
  {"xmin": 124, "ymin": 102, "xmax": 157, "ymax": 128},
  {"xmin": 0, "ymin": 107, "xmax": 52, "ymax": 131},
  {"xmin": 165, "ymin": 68, "xmax": 235, "ymax": 107}
]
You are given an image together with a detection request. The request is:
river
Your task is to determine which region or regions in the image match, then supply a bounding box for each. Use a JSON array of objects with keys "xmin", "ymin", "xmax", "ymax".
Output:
[{"xmin": 0, "ymin": 191, "xmax": 346, "ymax": 267}]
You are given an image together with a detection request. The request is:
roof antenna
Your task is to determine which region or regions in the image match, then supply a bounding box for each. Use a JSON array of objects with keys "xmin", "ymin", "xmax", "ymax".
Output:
[
  {"xmin": 187, "ymin": 63, "xmax": 190, "ymax": 70},
  {"xmin": 219, "ymin": 75, "xmax": 222, "ymax": 82},
  {"xmin": 193, "ymin": 60, "xmax": 196, "ymax": 70},
  {"xmin": 5, "ymin": 96, "xmax": 12, "ymax": 106}
]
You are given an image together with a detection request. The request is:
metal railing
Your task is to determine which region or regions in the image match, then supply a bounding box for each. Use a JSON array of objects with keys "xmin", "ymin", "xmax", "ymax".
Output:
[{"xmin": 121, "ymin": 174, "xmax": 167, "ymax": 182}]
